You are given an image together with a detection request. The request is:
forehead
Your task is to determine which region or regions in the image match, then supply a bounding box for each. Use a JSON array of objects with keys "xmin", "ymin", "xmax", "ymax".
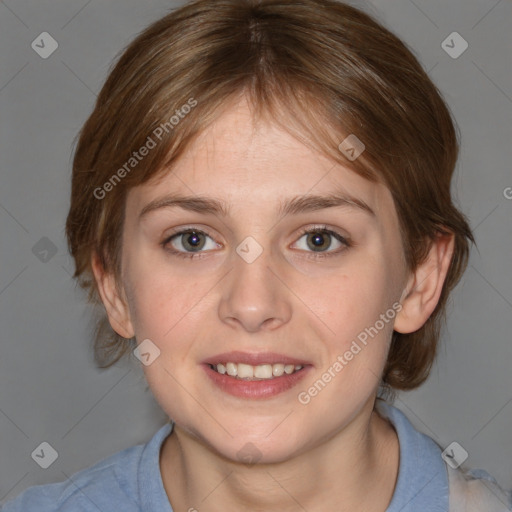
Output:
[{"xmin": 126, "ymin": 97, "xmax": 393, "ymax": 219}]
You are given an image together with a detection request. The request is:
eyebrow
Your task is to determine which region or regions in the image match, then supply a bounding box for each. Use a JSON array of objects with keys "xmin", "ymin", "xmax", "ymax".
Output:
[{"xmin": 138, "ymin": 191, "xmax": 375, "ymax": 220}]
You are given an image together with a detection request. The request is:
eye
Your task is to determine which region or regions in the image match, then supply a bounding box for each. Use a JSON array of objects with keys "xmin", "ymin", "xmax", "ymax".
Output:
[
  {"xmin": 292, "ymin": 226, "xmax": 350, "ymax": 257},
  {"xmin": 162, "ymin": 229, "xmax": 220, "ymax": 259},
  {"xmin": 161, "ymin": 225, "xmax": 350, "ymax": 261}
]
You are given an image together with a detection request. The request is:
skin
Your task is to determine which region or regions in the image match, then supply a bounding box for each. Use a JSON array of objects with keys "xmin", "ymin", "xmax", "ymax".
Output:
[{"xmin": 93, "ymin": 95, "xmax": 454, "ymax": 512}]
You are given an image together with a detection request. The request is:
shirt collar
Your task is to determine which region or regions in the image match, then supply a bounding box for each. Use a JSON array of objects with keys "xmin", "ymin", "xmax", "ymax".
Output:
[{"xmin": 376, "ymin": 400, "xmax": 449, "ymax": 511}]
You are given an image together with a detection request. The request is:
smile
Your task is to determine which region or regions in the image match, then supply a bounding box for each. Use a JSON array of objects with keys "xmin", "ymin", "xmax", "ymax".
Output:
[{"xmin": 209, "ymin": 362, "xmax": 304, "ymax": 380}]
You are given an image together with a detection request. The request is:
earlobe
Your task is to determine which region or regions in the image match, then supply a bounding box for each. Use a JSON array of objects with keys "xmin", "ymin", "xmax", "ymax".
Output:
[
  {"xmin": 91, "ymin": 252, "xmax": 135, "ymax": 339},
  {"xmin": 394, "ymin": 233, "xmax": 455, "ymax": 334}
]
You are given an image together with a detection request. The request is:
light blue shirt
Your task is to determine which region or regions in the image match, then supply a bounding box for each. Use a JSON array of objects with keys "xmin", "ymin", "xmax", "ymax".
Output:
[{"xmin": 2, "ymin": 402, "xmax": 508, "ymax": 511}]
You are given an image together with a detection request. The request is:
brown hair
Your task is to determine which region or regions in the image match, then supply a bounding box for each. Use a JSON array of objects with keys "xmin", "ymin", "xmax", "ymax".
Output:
[{"xmin": 65, "ymin": 0, "xmax": 474, "ymax": 390}]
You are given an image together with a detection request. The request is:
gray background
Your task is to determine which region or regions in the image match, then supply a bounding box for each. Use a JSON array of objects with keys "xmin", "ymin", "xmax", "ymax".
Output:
[{"xmin": 0, "ymin": 0, "xmax": 511, "ymax": 505}]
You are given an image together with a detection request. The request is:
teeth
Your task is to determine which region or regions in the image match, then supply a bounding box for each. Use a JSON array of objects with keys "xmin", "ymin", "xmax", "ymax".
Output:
[
  {"xmin": 254, "ymin": 364, "xmax": 272, "ymax": 379},
  {"xmin": 226, "ymin": 362, "xmax": 238, "ymax": 376},
  {"xmin": 211, "ymin": 362, "xmax": 304, "ymax": 380},
  {"xmin": 272, "ymin": 364, "xmax": 285, "ymax": 376},
  {"xmin": 284, "ymin": 364, "xmax": 295, "ymax": 374},
  {"xmin": 237, "ymin": 363, "xmax": 254, "ymax": 378}
]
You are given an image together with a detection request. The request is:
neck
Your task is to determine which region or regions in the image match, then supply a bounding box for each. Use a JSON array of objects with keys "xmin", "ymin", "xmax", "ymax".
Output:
[{"xmin": 159, "ymin": 399, "xmax": 399, "ymax": 512}]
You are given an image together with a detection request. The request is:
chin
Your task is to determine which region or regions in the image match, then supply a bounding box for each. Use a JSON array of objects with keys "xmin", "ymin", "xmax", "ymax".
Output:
[{"xmin": 198, "ymin": 425, "xmax": 307, "ymax": 466}]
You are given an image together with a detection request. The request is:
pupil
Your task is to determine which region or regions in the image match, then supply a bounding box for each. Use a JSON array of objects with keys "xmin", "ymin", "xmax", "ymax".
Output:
[
  {"xmin": 185, "ymin": 231, "xmax": 204, "ymax": 251},
  {"xmin": 309, "ymin": 232, "xmax": 330, "ymax": 251}
]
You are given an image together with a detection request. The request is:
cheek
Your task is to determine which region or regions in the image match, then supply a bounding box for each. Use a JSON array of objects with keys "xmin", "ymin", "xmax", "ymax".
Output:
[
  {"xmin": 123, "ymin": 252, "xmax": 205, "ymax": 343},
  {"xmin": 310, "ymin": 262, "xmax": 393, "ymax": 333},
  {"xmin": 125, "ymin": 261, "xmax": 210, "ymax": 420},
  {"xmin": 301, "ymin": 255, "xmax": 399, "ymax": 383},
  {"xmin": 298, "ymin": 278, "xmax": 395, "ymax": 413}
]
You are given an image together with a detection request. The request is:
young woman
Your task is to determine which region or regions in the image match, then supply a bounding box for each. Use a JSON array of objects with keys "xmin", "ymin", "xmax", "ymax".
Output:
[{"xmin": 4, "ymin": 1, "xmax": 511, "ymax": 510}]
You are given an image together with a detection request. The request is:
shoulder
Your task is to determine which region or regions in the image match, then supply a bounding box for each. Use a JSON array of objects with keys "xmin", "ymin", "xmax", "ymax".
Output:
[
  {"xmin": 375, "ymin": 400, "xmax": 512, "ymax": 512},
  {"xmin": 1, "ymin": 442, "xmax": 145, "ymax": 511},
  {"xmin": 447, "ymin": 465, "xmax": 512, "ymax": 512}
]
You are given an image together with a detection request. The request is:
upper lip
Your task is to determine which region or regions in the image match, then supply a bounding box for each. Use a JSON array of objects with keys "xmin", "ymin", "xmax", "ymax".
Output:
[{"xmin": 202, "ymin": 351, "xmax": 311, "ymax": 366}]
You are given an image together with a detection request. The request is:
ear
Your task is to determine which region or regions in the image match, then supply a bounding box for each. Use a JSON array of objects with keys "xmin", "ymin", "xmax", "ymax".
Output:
[
  {"xmin": 394, "ymin": 232, "xmax": 455, "ymax": 334},
  {"xmin": 91, "ymin": 252, "xmax": 135, "ymax": 339}
]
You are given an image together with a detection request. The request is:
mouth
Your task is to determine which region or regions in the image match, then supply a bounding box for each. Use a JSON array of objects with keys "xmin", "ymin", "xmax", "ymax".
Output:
[
  {"xmin": 202, "ymin": 352, "xmax": 312, "ymax": 399},
  {"xmin": 208, "ymin": 362, "xmax": 304, "ymax": 380}
]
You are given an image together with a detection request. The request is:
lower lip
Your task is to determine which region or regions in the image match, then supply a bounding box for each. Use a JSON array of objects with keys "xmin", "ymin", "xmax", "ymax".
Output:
[{"xmin": 203, "ymin": 364, "xmax": 312, "ymax": 399}]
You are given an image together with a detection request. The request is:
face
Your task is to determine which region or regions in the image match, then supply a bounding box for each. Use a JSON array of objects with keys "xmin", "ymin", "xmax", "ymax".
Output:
[{"xmin": 115, "ymin": 97, "xmax": 410, "ymax": 463}]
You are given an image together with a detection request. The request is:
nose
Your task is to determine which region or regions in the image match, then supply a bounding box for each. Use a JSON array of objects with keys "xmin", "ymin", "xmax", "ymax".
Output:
[{"xmin": 218, "ymin": 245, "xmax": 292, "ymax": 333}]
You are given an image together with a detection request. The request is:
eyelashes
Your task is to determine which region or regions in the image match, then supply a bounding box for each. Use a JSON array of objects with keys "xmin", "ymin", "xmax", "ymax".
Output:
[
  {"xmin": 161, "ymin": 228, "xmax": 220, "ymax": 260},
  {"xmin": 294, "ymin": 226, "xmax": 350, "ymax": 256},
  {"xmin": 161, "ymin": 225, "xmax": 351, "ymax": 261}
]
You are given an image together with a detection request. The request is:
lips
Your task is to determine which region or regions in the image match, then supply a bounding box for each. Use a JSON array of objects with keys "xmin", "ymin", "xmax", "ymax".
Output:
[
  {"xmin": 201, "ymin": 351, "xmax": 313, "ymax": 399},
  {"xmin": 202, "ymin": 351, "xmax": 311, "ymax": 367},
  {"xmin": 210, "ymin": 362, "xmax": 303, "ymax": 380}
]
